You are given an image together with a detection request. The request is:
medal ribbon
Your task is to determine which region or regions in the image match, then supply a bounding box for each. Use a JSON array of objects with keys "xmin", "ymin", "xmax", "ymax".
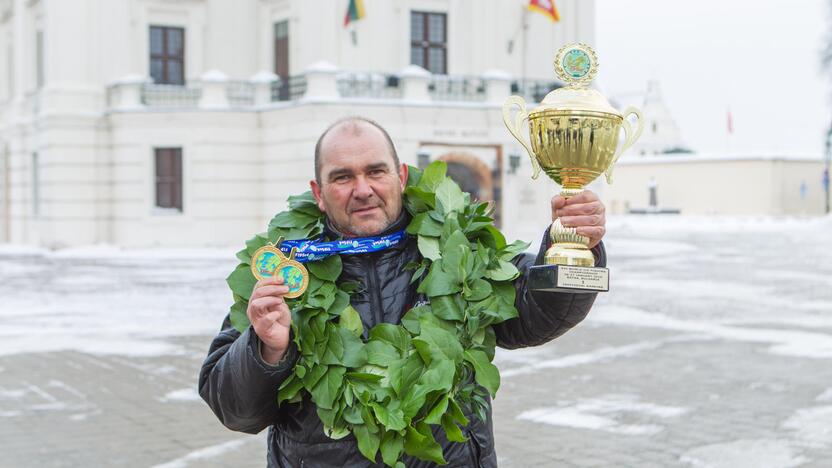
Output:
[{"xmin": 278, "ymin": 229, "xmax": 407, "ymax": 263}]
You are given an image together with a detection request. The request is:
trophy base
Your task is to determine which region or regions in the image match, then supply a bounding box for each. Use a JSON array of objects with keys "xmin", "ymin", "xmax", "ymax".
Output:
[
  {"xmin": 528, "ymin": 264, "xmax": 609, "ymax": 293},
  {"xmin": 544, "ymin": 242, "xmax": 595, "ymax": 267}
]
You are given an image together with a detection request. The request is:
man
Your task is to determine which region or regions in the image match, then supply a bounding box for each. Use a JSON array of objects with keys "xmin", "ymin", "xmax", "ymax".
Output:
[{"xmin": 199, "ymin": 117, "xmax": 606, "ymax": 467}]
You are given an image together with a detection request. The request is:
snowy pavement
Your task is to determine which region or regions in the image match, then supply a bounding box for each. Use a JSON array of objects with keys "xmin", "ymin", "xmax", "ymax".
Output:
[{"xmin": 0, "ymin": 215, "xmax": 830, "ymax": 467}]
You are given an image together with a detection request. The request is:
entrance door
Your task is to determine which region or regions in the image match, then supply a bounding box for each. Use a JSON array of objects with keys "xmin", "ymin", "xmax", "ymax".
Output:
[{"xmin": 273, "ymin": 21, "xmax": 289, "ymax": 100}]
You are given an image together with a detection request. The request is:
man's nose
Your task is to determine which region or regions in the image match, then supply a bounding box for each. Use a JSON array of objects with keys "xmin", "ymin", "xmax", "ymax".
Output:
[{"xmin": 353, "ymin": 176, "xmax": 374, "ymax": 199}]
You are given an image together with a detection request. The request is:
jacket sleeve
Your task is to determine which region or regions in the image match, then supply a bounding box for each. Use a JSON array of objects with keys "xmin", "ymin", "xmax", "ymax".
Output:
[
  {"xmin": 493, "ymin": 228, "xmax": 607, "ymax": 349},
  {"xmin": 198, "ymin": 314, "xmax": 299, "ymax": 434}
]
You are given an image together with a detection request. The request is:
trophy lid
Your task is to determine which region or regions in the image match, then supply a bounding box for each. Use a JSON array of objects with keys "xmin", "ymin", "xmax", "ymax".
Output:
[{"xmin": 531, "ymin": 43, "xmax": 621, "ymax": 117}]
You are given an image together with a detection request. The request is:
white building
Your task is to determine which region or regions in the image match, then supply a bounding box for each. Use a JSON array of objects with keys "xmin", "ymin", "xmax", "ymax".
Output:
[{"xmin": 0, "ymin": 0, "xmax": 596, "ymax": 247}]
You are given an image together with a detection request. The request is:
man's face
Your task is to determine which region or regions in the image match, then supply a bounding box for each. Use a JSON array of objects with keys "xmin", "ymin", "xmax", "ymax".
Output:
[{"xmin": 310, "ymin": 125, "xmax": 408, "ymax": 238}]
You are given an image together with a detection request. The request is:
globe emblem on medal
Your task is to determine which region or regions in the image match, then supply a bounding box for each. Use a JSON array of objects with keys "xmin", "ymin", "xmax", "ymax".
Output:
[
  {"xmin": 277, "ymin": 264, "xmax": 304, "ymax": 295},
  {"xmin": 255, "ymin": 250, "xmax": 281, "ymax": 277}
]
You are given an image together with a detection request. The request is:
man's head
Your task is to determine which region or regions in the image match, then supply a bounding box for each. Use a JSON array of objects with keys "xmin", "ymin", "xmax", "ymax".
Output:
[{"xmin": 310, "ymin": 117, "xmax": 408, "ymax": 238}]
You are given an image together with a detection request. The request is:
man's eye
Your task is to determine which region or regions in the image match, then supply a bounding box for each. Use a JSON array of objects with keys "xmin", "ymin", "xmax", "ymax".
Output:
[
  {"xmin": 333, "ymin": 175, "xmax": 351, "ymax": 183},
  {"xmin": 369, "ymin": 169, "xmax": 385, "ymax": 176}
]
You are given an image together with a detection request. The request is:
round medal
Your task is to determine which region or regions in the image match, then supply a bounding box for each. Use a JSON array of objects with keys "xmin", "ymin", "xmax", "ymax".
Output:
[{"xmin": 273, "ymin": 259, "xmax": 309, "ymax": 299}]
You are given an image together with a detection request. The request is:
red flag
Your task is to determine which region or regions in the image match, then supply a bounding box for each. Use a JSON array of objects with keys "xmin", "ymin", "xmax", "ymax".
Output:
[{"xmin": 528, "ymin": 0, "xmax": 560, "ymax": 22}]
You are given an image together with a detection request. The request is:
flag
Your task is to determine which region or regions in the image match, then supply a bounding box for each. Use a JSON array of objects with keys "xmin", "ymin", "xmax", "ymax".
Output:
[
  {"xmin": 344, "ymin": 0, "xmax": 366, "ymax": 27},
  {"xmin": 727, "ymin": 109, "xmax": 734, "ymax": 135},
  {"xmin": 528, "ymin": 0, "xmax": 560, "ymax": 22}
]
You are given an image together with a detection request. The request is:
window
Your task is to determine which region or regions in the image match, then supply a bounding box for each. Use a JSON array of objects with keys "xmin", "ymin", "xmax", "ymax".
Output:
[
  {"xmin": 410, "ymin": 12, "xmax": 447, "ymax": 74},
  {"xmin": 149, "ymin": 26, "xmax": 185, "ymax": 85},
  {"xmin": 154, "ymin": 148, "xmax": 183, "ymax": 211},
  {"xmin": 35, "ymin": 30, "xmax": 44, "ymax": 88},
  {"xmin": 273, "ymin": 20, "xmax": 290, "ymax": 100}
]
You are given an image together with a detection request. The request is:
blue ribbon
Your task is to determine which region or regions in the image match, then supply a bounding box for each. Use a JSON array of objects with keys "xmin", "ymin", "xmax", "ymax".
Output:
[{"xmin": 278, "ymin": 229, "xmax": 407, "ymax": 263}]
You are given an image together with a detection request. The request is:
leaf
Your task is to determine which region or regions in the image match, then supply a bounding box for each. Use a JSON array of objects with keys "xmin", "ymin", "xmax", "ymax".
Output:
[
  {"xmin": 417, "ymin": 262, "xmax": 461, "ymax": 297},
  {"xmin": 406, "ymin": 213, "xmax": 443, "ymax": 237},
  {"xmin": 389, "ymin": 353, "xmax": 425, "ymax": 397},
  {"xmin": 354, "ymin": 424, "xmax": 381, "ymax": 463},
  {"xmin": 310, "ymin": 365, "xmax": 346, "ymax": 410},
  {"xmin": 277, "ymin": 375, "xmax": 304, "ymax": 403},
  {"xmin": 329, "ymin": 290, "xmax": 351, "ymax": 317},
  {"xmin": 301, "ymin": 363, "xmax": 328, "ymax": 390},
  {"xmin": 483, "ymin": 225, "xmax": 507, "ymax": 250},
  {"xmin": 417, "ymin": 235, "xmax": 441, "ymax": 261},
  {"xmin": 430, "ymin": 295, "xmax": 463, "ymax": 321},
  {"xmin": 485, "ymin": 259, "xmax": 520, "ymax": 281},
  {"xmin": 464, "ymin": 350, "xmax": 500, "ymax": 397},
  {"xmin": 424, "ymin": 395, "xmax": 449, "ymax": 425},
  {"xmin": 464, "ymin": 278, "xmax": 492, "ymax": 302},
  {"xmin": 365, "ymin": 340, "xmax": 400, "ymax": 366},
  {"xmin": 229, "ymin": 300, "xmax": 250, "ymax": 333},
  {"xmin": 308, "ymin": 254, "xmax": 342, "ymax": 282},
  {"xmin": 499, "ymin": 240, "xmax": 531, "ymax": 261},
  {"xmin": 441, "ymin": 412, "xmax": 467, "ymax": 443},
  {"xmin": 447, "ymin": 397, "xmax": 469, "ymax": 426},
  {"xmin": 226, "ymin": 264, "xmax": 257, "ymax": 300},
  {"xmin": 404, "ymin": 423, "xmax": 446, "ymax": 465},
  {"xmin": 371, "ymin": 403, "xmax": 407, "ymax": 431},
  {"xmin": 414, "ymin": 331, "xmax": 461, "ymax": 369},
  {"xmin": 369, "ymin": 323, "xmax": 411, "ymax": 353},
  {"xmin": 338, "ymin": 305, "xmax": 363, "ymax": 336},
  {"xmin": 434, "ymin": 177, "xmax": 465, "ymax": 214},
  {"xmin": 380, "ymin": 431, "xmax": 405, "ymax": 467},
  {"xmin": 269, "ymin": 210, "xmax": 319, "ymax": 229},
  {"xmin": 418, "ymin": 160, "xmax": 447, "ymax": 192}
]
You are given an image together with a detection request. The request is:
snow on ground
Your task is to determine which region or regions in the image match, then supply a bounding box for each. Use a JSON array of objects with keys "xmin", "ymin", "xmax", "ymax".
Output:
[
  {"xmin": 517, "ymin": 394, "xmax": 688, "ymax": 436},
  {"xmin": 679, "ymin": 439, "xmax": 806, "ymax": 468}
]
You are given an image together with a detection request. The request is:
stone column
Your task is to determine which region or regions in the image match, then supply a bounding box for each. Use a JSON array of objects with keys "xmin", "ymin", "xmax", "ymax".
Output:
[
  {"xmin": 110, "ymin": 75, "xmax": 150, "ymax": 110},
  {"xmin": 303, "ymin": 61, "xmax": 339, "ymax": 101},
  {"xmin": 249, "ymin": 71, "xmax": 279, "ymax": 106},
  {"xmin": 199, "ymin": 70, "xmax": 229, "ymax": 109},
  {"xmin": 399, "ymin": 65, "xmax": 431, "ymax": 102},
  {"xmin": 482, "ymin": 69, "xmax": 513, "ymax": 105}
]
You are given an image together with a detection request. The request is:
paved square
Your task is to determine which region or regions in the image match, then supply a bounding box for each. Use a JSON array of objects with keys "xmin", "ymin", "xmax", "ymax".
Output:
[{"xmin": 1, "ymin": 216, "xmax": 830, "ymax": 467}]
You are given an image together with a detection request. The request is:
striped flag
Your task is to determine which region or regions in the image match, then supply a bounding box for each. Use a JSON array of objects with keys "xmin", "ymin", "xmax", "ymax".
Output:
[
  {"xmin": 344, "ymin": 0, "xmax": 366, "ymax": 27},
  {"xmin": 528, "ymin": 0, "xmax": 560, "ymax": 22}
]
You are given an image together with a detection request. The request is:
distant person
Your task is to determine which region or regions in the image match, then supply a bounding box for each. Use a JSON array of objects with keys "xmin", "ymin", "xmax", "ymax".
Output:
[{"xmin": 199, "ymin": 117, "xmax": 607, "ymax": 467}]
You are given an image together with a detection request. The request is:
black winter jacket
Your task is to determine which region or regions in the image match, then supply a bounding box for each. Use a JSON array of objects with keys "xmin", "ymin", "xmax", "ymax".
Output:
[{"xmin": 199, "ymin": 214, "xmax": 605, "ymax": 467}]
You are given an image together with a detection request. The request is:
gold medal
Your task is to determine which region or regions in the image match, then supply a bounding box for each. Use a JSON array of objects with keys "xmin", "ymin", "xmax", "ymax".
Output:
[{"xmin": 250, "ymin": 240, "xmax": 309, "ymax": 298}]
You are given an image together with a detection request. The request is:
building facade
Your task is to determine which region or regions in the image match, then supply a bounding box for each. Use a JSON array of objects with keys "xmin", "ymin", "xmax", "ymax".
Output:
[{"xmin": 0, "ymin": 0, "xmax": 596, "ymax": 247}]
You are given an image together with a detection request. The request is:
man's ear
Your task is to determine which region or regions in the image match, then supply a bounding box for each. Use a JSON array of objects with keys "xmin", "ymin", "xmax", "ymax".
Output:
[
  {"xmin": 310, "ymin": 179, "xmax": 327, "ymax": 213},
  {"xmin": 398, "ymin": 163, "xmax": 409, "ymax": 190}
]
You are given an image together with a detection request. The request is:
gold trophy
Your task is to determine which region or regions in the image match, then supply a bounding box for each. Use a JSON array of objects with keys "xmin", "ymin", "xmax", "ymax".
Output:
[{"xmin": 502, "ymin": 43, "xmax": 644, "ymax": 293}]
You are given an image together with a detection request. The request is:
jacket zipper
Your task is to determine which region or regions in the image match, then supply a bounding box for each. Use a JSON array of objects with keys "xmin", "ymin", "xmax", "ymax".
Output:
[{"xmin": 365, "ymin": 255, "xmax": 383, "ymax": 327}]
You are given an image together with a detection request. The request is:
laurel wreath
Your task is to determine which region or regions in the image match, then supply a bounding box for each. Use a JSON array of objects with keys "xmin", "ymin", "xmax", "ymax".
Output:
[{"xmin": 226, "ymin": 161, "xmax": 528, "ymax": 467}]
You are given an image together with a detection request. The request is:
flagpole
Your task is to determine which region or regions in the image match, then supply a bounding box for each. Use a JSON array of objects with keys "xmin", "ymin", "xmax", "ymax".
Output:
[{"xmin": 522, "ymin": 3, "xmax": 528, "ymax": 97}]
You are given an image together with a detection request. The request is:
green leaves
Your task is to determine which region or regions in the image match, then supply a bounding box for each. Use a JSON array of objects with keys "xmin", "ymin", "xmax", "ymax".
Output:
[
  {"xmin": 464, "ymin": 349, "xmax": 500, "ymax": 397},
  {"xmin": 224, "ymin": 160, "xmax": 528, "ymax": 467},
  {"xmin": 417, "ymin": 235, "xmax": 441, "ymax": 261},
  {"xmin": 308, "ymin": 254, "xmax": 342, "ymax": 282}
]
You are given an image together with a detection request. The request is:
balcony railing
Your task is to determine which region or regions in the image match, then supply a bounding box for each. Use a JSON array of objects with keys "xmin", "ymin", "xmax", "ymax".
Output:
[
  {"xmin": 142, "ymin": 83, "xmax": 201, "ymax": 108},
  {"xmin": 336, "ymin": 72, "xmax": 403, "ymax": 100},
  {"xmin": 271, "ymin": 76, "xmax": 308, "ymax": 102},
  {"xmin": 429, "ymin": 75, "xmax": 486, "ymax": 102},
  {"xmin": 107, "ymin": 65, "xmax": 558, "ymax": 110}
]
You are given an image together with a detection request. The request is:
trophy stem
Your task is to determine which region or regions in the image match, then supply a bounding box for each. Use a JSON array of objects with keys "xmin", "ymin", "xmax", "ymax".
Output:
[{"xmin": 560, "ymin": 187, "xmax": 584, "ymax": 198}]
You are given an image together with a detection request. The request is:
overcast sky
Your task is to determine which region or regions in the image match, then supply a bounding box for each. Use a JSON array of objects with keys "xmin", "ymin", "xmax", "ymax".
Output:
[{"xmin": 595, "ymin": 0, "xmax": 830, "ymax": 156}]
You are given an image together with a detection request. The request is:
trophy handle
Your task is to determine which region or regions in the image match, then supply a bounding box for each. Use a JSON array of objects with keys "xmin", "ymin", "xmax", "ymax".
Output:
[
  {"xmin": 502, "ymin": 95, "xmax": 541, "ymax": 179},
  {"xmin": 605, "ymin": 107, "xmax": 645, "ymax": 184}
]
